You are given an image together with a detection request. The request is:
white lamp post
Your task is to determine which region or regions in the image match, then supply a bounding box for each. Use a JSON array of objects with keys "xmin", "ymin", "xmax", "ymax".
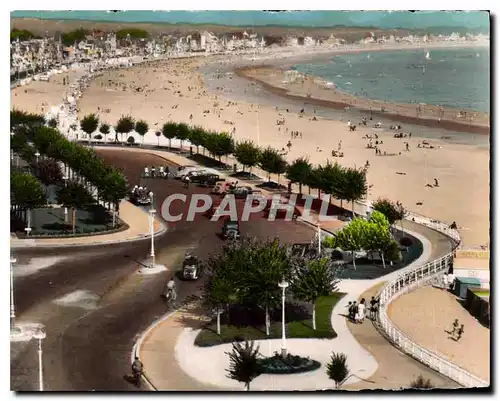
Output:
[
  {"xmin": 33, "ymin": 328, "xmax": 46, "ymax": 391},
  {"xmin": 10, "ymin": 257, "xmax": 16, "ymax": 329},
  {"xmin": 149, "ymin": 191, "xmax": 156, "ymax": 269},
  {"xmin": 278, "ymin": 279, "xmax": 289, "ymax": 358},
  {"xmin": 10, "ymin": 132, "xmax": 14, "ymax": 162},
  {"xmin": 62, "ymin": 175, "xmax": 68, "ymax": 223},
  {"xmin": 317, "ymin": 223, "xmax": 321, "ymax": 255},
  {"xmin": 25, "ymin": 209, "xmax": 32, "ymax": 237},
  {"xmin": 35, "ymin": 151, "xmax": 40, "ymax": 163}
]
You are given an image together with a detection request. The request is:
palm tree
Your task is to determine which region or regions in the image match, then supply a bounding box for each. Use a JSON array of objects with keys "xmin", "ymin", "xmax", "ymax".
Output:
[
  {"xmin": 115, "ymin": 115, "xmax": 135, "ymax": 144},
  {"xmin": 326, "ymin": 352, "xmax": 349, "ymax": 389},
  {"xmin": 99, "ymin": 123, "xmax": 110, "ymax": 143},
  {"xmin": 162, "ymin": 121, "xmax": 177, "ymax": 150},
  {"xmin": 225, "ymin": 340, "xmax": 261, "ymax": 391},
  {"xmin": 135, "ymin": 120, "xmax": 149, "ymax": 146},
  {"xmin": 286, "ymin": 157, "xmax": 312, "ymax": 194},
  {"xmin": 80, "ymin": 114, "xmax": 99, "ymax": 145},
  {"xmin": 292, "ymin": 258, "xmax": 338, "ymax": 330}
]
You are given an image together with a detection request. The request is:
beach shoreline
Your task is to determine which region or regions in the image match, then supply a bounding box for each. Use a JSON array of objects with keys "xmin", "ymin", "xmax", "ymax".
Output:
[{"xmin": 232, "ymin": 44, "xmax": 489, "ymax": 135}]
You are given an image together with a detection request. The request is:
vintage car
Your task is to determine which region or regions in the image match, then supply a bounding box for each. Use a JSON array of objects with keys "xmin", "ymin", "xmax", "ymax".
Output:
[
  {"xmin": 221, "ymin": 218, "xmax": 240, "ymax": 240},
  {"xmin": 181, "ymin": 252, "xmax": 201, "ymax": 280},
  {"xmin": 130, "ymin": 186, "xmax": 152, "ymax": 205}
]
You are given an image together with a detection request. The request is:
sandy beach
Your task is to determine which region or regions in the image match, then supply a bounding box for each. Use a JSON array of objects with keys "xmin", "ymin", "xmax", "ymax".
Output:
[{"xmin": 10, "ymin": 46, "xmax": 490, "ymax": 248}]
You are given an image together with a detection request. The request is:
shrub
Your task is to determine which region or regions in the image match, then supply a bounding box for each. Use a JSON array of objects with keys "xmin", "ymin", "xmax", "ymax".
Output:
[
  {"xmin": 399, "ymin": 236, "xmax": 413, "ymax": 247},
  {"xmin": 385, "ymin": 241, "xmax": 401, "ymax": 262},
  {"xmin": 94, "ymin": 134, "xmax": 103, "ymax": 140},
  {"xmin": 127, "ymin": 136, "xmax": 135, "ymax": 145},
  {"xmin": 409, "ymin": 375, "xmax": 433, "ymax": 389}
]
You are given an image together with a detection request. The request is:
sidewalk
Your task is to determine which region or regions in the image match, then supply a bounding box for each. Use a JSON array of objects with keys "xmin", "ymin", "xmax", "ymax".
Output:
[{"xmin": 11, "ymin": 200, "xmax": 166, "ymax": 249}]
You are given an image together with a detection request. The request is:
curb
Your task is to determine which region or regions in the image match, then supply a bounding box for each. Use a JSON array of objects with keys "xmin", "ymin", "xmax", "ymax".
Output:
[
  {"xmin": 131, "ymin": 308, "xmax": 181, "ymax": 391},
  {"xmin": 10, "ymin": 222, "xmax": 167, "ymax": 250}
]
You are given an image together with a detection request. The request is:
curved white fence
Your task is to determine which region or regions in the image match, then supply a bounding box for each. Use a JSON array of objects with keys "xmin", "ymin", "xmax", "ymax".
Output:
[{"xmin": 376, "ymin": 214, "xmax": 489, "ymax": 388}]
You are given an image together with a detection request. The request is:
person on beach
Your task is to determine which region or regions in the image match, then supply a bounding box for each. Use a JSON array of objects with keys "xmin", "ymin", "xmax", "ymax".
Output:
[
  {"xmin": 455, "ymin": 324, "xmax": 464, "ymax": 341},
  {"xmin": 450, "ymin": 221, "xmax": 458, "ymax": 230},
  {"xmin": 347, "ymin": 120, "xmax": 351, "ymax": 128},
  {"xmin": 450, "ymin": 318, "xmax": 459, "ymax": 336},
  {"xmin": 434, "ymin": 178, "xmax": 439, "ymax": 187}
]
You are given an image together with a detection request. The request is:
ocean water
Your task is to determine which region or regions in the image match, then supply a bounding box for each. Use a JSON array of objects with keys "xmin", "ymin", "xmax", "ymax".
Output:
[
  {"xmin": 11, "ymin": 10, "xmax": 489, "ymax": 32},
  {"xmin": 292, "ymin": 48, "xmax": 490, "ymax": 113}
]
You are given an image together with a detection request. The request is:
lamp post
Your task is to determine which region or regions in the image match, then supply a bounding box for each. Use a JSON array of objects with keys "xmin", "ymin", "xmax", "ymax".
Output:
[
  {"xmin": 10, "ymin": 132, "xmax": 14, "ymax": 162},
  {"xmin": 10, "ymin": 257, "xmax": 16, "ymax": 329},
  {"xmin": 62, "ymin": 175, "xmax": 68, "ymax": 223},
  {"xmin": 35, "ymin": 151, "xmax": 40, "ymax": 163},
  {"xmin": 33, "ymin": 328, "xmax": 46, "ymax": 391},
  {"xmin": 278, "ymin": 279, "xmax": 289, "ymax": 358},
  {"xmin": 25, "ymin": 209, "xmax": 32, "ymax": 237},
  {"xmin": 317, "ymin": 223, "xmax": 321, "ymax": 255},
  {"xmin": 149, "ymin": 191, "xmax": 156, "ymax": 269}
]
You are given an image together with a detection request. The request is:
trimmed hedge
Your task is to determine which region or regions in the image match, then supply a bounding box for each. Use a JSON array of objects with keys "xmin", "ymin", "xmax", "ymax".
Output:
[{"xmin": 258, "ymin": 353, "xmax": 321, "ymax": 374}]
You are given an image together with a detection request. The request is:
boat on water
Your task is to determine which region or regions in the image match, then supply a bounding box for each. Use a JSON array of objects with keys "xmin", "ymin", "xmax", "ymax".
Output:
[
  {"xmin": 476, "ymin": 53, "xmax": 480, "ymax": 58},
  {"xmin": 425, "ymin": 51, "xmax": 431, "ymax": 60}
]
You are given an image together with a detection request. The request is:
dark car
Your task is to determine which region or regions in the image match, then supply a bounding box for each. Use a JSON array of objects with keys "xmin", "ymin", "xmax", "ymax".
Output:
[
  {"xmin": 192, "ymin": 173, "xmax": 223, "ymax": 187},
  {"xmin": 221, "ymin": 219, "xmax": 240, "ymax": 240},
  {"xmin": 226, "ymin": 186, "xmax": 254, "ymax": 199}
]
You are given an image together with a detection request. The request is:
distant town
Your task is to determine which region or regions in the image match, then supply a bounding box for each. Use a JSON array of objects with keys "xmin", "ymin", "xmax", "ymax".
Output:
[{"xmin": 10, "ymin": 26, "xmax": 489, "ymax": 80}]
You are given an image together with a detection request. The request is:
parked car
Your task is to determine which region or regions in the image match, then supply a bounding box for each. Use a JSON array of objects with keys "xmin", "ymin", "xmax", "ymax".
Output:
[
  {"xmin": 226, "ymin": 186, "xmax": 255, "ymax": 199},
  {"xmin": 191, "ymin": 173, "xmax": 223, "ymax": 187},
  {"xmin": 181, "ymin": 252, "xmax": 201, "ymax": 280}
]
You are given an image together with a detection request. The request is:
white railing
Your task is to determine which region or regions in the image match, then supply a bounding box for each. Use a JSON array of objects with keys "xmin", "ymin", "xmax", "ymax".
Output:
[{"xmin": 376, "ymin": 214, "xmax": 489, "ymax": 388}]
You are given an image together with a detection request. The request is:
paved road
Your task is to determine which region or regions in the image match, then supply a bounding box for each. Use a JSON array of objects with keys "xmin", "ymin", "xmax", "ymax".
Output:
[{"xmin": 11, "ymin": 149, "xmax": 315, "ymax": 391}]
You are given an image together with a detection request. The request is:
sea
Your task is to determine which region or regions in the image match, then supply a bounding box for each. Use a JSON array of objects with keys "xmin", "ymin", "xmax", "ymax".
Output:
[
  {"xmin": 11, "ymin": 10, "xmax": 489, "ymax": 32},
  {"xmin": 292, "ymin": 47, "xmax": 490, "ymax": 113}
]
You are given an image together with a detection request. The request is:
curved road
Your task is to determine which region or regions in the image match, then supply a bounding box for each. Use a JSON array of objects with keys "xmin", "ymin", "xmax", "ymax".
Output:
[{"xmin": 11, "ymin": 149, "xmax": 316, "ymax": 391}]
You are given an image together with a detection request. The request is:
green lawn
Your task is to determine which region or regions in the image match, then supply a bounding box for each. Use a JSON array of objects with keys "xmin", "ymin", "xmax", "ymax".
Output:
[{"xmin": 194, "ymin": 292, "xmax": 346, "ymax": 347}]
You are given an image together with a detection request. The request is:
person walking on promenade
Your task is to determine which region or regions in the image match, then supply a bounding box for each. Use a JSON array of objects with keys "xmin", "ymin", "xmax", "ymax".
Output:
[
  {"xmin": 447, "ymin": 271, "xmax": 456, "ymax": 291},
  {"xmin": 369, "ymin": 296, "xmax": 379, "ymax": 320},
  {"xmin": 442, "ymin": 273, "xmax": 448, "ymax": 289},
  {"xmin": 450, "ymin": 318, "xmax": 459, "ymax": 336},
  {"xmin": 357, "ymin": 298, "xmax": 366, "ymax": 323},
  {"xmin": 131, "ymin": 356, "xmax": 144, "ymax": 387},
  {"xmin": 349, "ymin": 301, "xmax": 357, "ymax": 322}
]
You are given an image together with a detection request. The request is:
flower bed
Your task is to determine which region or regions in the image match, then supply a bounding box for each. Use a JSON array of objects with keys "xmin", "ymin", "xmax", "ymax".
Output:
[{"xmin": 258, "ymin": 353, "xmax": 321, "ymax": 374}]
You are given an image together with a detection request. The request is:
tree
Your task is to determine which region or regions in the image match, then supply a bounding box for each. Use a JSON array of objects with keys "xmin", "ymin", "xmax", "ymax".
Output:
[
  {"xmin": 286, "ymin": 157, "xmax": 312, "ymax": 194},
  {"xmin": 56, "ymin": 180, "xmax": 94, "ymax": 233},
  {"xmin": 115, "ymin": 115, "xmax": 135, "ymax": 143},
  {"xmin": 225, "ymin": 340, "xmax": 261, "ymax": 391},
  {"xmin": 318, "ymin": 161, "xmax": 344, "ymax": 204},
  {"xmin": 33, "ymin": 158, "xmax": 63, "ymax": 186},
  {"xmin": 188, "ymin": 126, "xmax": 206, "ymax": 154},
  {"xmin": 409, "ymin": 375, "xmax": 433, "ymax": 389},
  {"xmin": 365, "ymin": 211, "xmax": 393, "ymax": 268},
  {"xmin": 211, "ymin": 132, "xmax": 235, "ymax": 163},
  {"xmin": 326, "ymin": 352, "xmax": 349, "ymax": 389},
  {"xmin": 323, "ymin": 218, "xmax": 367, "ymax": 270},
  {"xmin": 292, "ymin": 258, "xmax": 338, "ymax": 330},
  {"xmin": 175, "ymin": 122, "xmax": 191, "ymax": 150},
  {"xmin": 47, "ymin": 118, "xmax": 58, "ymax": 128},
  {"xmin": 372, "ymin": 198, "xmax": 406, "ymax": 226},
  {"xmin": 11, "ymin": 171, "xmax": 47, "ymax": 231},
  {"xmin": 99, "ymin": 123, "xmax": 111, "ymax": 143},
  {"xmin": 162, "ymin": 121, "xmax": 177, "ymax": 149},
  {"xmin": 234, "ymin": 140, "xmax": 261, "ymax": 173},
  {"xmin": 340, "ymin": 166, "xmax": 367, "ymax": 216},
  {"xmin": 154, "ymin": 131, "xmax": 162, "ymax": 147},
  {"xmin": 80, "ymin": 114, "xmax": 99, "ymax": 142},
  {"xmin": 11, "ymin": 171, "xmax": 46, "ymax": 210},
  {"xmin": 305, "ymin": 166, "xmax": 323, "ymax": 197},
  {"xmin": 135, "ymin": 120, "xmax": 149, "ymax": 146},
  {"xmin": 259, "ymin": 147, "xmax": 288, "ymax": 183}
]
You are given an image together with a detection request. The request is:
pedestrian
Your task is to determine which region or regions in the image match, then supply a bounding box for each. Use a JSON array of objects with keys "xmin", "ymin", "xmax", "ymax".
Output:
[
  {"xmin": 442, "ymin": 273, "xmax": 448, "ymax": 289},
  {"xmin": 447, "ymin": 271, "xmax": 456, "ymax": 291},
  {"xmin": 406, "ymin": 143, "xmax": 410, "ymax": 151},
  {"xmin": 369, "ymin": 296, "xmax": 378, "ymax": 320},
  {"xmin": 346, "ymin": 301, "xmax": 352, "ymax": 318},
  {"xmin": 450, "ymin": 318, "xmax": 459, "ymax": 336},
  {"xmin": 349, "ymin": 301, "xmax": 357, "ymax": 322},
  {"xmin": 434, "ymin": 178, "xmax": 439, "ymax": 187},
  {"xmin": 456, "ymin": 324, "xmax": 464, "ymax": 341},
  {"xmin": 357, "ymin": 298, "xmax": 366, "ymax": 323},
  {"xmin": 184, "ymin": 175, "xmax": 191, "ymax": 188}
]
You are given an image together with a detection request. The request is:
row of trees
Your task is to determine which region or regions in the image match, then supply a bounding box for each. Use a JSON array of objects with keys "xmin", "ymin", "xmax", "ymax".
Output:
[
  {"xmin": 323, "ymin": 210, "xmax": 401, "ymax": 269},
  {"xmin": 11, "ymin": 110, "xmax": 128, "ymax": 231},
  {"xmin": 203, "ymin": 238, "xmax": 339, "ymax": 336}
]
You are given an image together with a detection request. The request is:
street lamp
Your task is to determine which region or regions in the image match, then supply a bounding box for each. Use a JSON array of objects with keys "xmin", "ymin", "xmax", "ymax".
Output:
[
  {"xmin": 149, "ymin": 191, "xmax": 156, "ymax": 269},
  {"xmin": 33, "ymin": 328, "xmax": 46, "ymax": 391},
  {"xmin": 278, "ymin": 279, "xmax": 289, "ymax": 358},
  {"xmin": 62, "ymin": 175, "xmax": 69, "ymax": 223},
  {"xmin": 317, "ymin": 223, "xmax": 322, "ymax": 255},
  {"xmin": 35, "ymin": 151, "xmax": 40, "ymax": 163},
  {"xmin": 10, "ymin": 256, "xmax": 16, "ymax": 330}
]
